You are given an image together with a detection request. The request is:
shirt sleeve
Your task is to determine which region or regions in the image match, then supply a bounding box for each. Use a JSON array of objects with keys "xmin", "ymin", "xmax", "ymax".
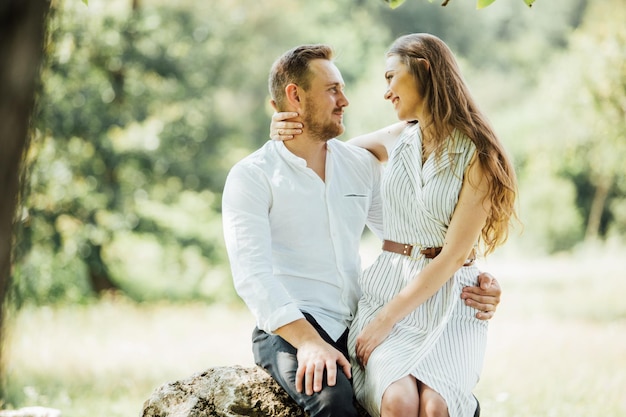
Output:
[
  {"xmin": 222, "ymin": 163, "xmax": 305, "ymax": 334},
  {"xmin": 366, "ymin": 155, "xmax": 384, "ymax": 240}
]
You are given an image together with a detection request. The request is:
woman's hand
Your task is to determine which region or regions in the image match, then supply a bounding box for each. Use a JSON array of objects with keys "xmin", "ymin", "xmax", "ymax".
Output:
[
  {"xmin": 354, "ymin": 315, "xmax": 394, "ymax": 367},
  {"xmin": 269, "ymin": 112, "xmax": 302, "ymax": 141}
]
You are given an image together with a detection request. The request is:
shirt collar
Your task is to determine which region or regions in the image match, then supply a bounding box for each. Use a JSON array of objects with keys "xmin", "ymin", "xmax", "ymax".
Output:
[
  {"xmin": 275, "ymin": 139, "xmax": 336, "ymax": 167},
  {"xmin": 274, "ymin": 140, "xmax": 307, "ymax": 167}
]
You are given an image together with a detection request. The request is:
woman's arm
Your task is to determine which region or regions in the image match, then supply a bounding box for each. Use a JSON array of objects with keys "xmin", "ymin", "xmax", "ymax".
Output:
[
  {"xmin": 269, "ymin": 112, "xmax": 302, "ymax": 141},
  {"xmin": 269, "ymin": 112, "xmax": 406, "ymax": 162},
  {"xmin": 347, "ymin": 121, "xmax": 406, "ymax": 162},
  {"xmin": 355, "ymin": 153, "xmax": 491, "ymax": 365}
]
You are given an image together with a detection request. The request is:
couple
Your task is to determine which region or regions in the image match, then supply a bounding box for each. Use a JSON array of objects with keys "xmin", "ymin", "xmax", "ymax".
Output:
[{"xmin": 222, "ymin": 33, "xmax": 517, "ymax": 417}]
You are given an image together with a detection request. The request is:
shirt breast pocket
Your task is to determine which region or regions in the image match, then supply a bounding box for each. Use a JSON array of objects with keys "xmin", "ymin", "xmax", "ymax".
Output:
[{"xmin": 342, "ymin": 192, "xmax": 369, "ymax": 219}]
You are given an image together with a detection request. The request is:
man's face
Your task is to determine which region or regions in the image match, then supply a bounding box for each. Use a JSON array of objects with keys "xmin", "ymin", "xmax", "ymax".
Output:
[{"xmin": 300, "ymin": 59, "xmax": 349, "ymax": 142}]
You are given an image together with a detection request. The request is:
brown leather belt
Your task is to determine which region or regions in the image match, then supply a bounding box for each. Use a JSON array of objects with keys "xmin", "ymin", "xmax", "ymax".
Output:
[{"xmin": 382, "ymin": 239, "xmax": 475, "ymax": 267}]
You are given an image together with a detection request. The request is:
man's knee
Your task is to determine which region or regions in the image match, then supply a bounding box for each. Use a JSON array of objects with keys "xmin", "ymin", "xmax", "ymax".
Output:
[{"xmin": 303, "ymin": 375, "xmax": 357, "ymax": 417}]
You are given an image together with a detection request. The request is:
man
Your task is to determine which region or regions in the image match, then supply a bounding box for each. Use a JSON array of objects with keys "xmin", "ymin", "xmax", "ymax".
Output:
[{"xmin": 222, "ymin": 44, "xmax": 500, "ymax": 417}]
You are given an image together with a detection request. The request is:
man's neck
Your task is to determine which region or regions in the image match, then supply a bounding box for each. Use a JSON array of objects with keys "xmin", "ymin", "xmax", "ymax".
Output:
[{"xmin": 283, "ymin": 135, "xmax": 329, "ymax": 181}]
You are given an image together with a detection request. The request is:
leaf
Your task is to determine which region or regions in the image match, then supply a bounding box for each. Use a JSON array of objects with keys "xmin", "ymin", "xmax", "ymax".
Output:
[
  {"xmin": 476, "ymin": 0, "xmax": 497, "ymax": 9},
  {"xmin": 523, "ymin": 0, "xmax": 535, "ymax": 7},
  {"xmin": 384, "ymin": 0, "xmax": 407, "ymax": 9},
  {"xmin": 82, "ymin": 0, "xmax": 88, "ymax": 5}
]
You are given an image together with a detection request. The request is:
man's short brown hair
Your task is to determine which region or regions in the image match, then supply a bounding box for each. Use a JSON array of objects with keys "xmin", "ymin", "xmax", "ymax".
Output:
[{"xmin": 268, "ymin": 44, "xmax": 334, "ymax": 111}]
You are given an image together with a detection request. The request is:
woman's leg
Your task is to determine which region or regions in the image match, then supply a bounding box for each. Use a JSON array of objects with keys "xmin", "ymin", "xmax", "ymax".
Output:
[
  {"xmin": 418, "ymin": 382, "xmax": 449, "ymax": 417},
  {"xmin": 381, "ymin": 375, "xmax": 419, "ymax": 417}
]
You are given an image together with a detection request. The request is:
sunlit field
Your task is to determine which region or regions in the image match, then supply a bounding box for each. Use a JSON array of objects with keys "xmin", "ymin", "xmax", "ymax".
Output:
[{"xmin": 2, "ymin": 240, "xmax": 625, "ymax": 417}]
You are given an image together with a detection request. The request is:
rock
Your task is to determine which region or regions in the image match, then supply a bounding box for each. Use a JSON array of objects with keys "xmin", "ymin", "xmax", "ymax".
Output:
[
  {"xmin": 141, "ymin": 365, "xmax": 370, "ymax": 417},
  {"xmin": 0, "ymin": 407, "xmax": 61, "ymax": 417}
]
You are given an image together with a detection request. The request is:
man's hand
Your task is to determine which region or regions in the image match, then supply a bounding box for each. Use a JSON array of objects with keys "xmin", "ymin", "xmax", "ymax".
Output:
[
  {"xmin": 295, "ymin": 339, "xmax": 352, "ymax": 395},
  {"xmin": 276, "ymin": 318, "xmax": 351, "ymax": 396},
  {"xmin": 461, "ymin": 271, "xmax": 501, "ymax": 320}
]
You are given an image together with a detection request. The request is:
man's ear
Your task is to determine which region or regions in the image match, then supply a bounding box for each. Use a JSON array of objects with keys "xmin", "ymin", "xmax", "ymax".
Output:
[
  {"xmin": 269, "ymin": 99, "xmax": 278, "ymax": 112},
  {"xmin": 285, "ymin": 83, "xmax": 302, "ymax": 111}
]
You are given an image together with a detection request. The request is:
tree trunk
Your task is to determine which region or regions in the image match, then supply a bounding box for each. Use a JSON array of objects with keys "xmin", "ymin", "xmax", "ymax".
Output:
[
  {"xmin": 0, "ymin": 0, "xmax": 51, "ymax": 395},
  {"xmin": 585, "ymin": 175, "xmax": 612, "ymax": 240},
  {"xmin": 87, "ymin": 245, "xmax": 120, "ymax": 294}
]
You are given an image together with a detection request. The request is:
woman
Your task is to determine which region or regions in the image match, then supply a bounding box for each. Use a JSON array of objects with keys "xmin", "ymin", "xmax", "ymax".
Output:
[{"xmin": 271, "ymin": 33, "xmax": 517, "ymax": 417}]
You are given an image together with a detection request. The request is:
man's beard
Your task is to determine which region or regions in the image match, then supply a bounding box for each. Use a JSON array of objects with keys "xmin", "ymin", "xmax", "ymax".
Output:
[{"xmin": 302, "ymin": 98, "xmax": 344, "ymax": 142}]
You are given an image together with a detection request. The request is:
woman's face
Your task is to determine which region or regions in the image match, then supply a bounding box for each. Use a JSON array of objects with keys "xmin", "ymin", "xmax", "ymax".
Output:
[{"xmin": 383, "ymin": 55, "xmax": 423, "ymax": 122}]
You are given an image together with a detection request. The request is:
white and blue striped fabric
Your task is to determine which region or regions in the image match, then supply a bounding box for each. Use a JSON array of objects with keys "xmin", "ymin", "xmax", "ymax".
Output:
[{"xmin": 348, "ymin": 123, "xmax": 488, "ymax": 417}]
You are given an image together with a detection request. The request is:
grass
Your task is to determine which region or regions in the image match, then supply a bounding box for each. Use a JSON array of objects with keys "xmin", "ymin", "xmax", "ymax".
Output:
[
  {"xmin": 471, "ymin": 244, "xmax": 626, "ymax": 417},
  {"xmin": 2, "ymin": 242, "xmax": 625, "ymax": 417},
  {"xmin": 1, "ymin": 300, "xmax": 257, "ymax": 416}
]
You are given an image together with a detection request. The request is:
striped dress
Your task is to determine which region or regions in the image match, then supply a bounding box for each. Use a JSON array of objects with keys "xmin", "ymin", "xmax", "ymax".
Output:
[{"xmin": 348, "ymin": 123, "xmax": 488, "ymax": 417}]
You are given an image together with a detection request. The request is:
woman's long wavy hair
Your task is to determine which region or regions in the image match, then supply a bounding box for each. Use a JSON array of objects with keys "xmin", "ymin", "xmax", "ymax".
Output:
[{"xmin": 388, "ymin": 33, "xmax": 518, "ymax": 254}]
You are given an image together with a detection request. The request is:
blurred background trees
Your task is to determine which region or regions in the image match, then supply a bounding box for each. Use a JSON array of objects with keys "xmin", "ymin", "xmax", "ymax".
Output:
[{"xmin": 9, "ymin": 0, "xmax": 625, "ymax": 306}]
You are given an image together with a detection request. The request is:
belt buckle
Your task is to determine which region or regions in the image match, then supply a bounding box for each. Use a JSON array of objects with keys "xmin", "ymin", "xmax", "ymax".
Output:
[{"xmin": 407, "ymin": 243, "xmax": 422, "ymax": 261}]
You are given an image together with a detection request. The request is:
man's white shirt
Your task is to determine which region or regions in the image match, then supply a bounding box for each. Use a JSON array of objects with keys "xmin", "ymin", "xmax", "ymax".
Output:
[{"xmin": 222, "ymin": 139, "xmax": 383, "ymax": 341}]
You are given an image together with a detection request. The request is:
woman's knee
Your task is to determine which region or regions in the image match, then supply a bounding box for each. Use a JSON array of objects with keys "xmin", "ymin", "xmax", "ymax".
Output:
[
  {"xmin": 381, "ymin": 377, "xmax": 419, "ymax": 417},
  {"xmin": 419, "ymin": 384, "xmax": 448, "ymax": 417}
]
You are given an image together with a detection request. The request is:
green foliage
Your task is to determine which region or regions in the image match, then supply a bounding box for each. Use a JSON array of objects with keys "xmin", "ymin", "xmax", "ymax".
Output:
[
  {"xmin": 476, "ymin": 0, "xmax": 498, "ymax": 9},
  {"xmin": 384, "ymin": 0, "xmax": 536, "ymax": 10},
  {"xmin": 477, "ymin": 0, "xmax": 534, "ymax": 9},
  {"xmin": 384, "ymin": 0, "xmax": 407, "ymax": 9},
  {"xmin": 14, "ymin": 0, "xmax": 393, "ymax": 305},
  {"xmin": 17, "ymin": 1, "xmax": 270, "ymax": 305},
  {"xmin": 514, "ymin": 0, "xmax": 626, "ymax": 244},
  {"xmin": 14, "ymin": 0, "xmax": 624, "ymax": 306},
  {"xmin": 574, "ymin": 0, "xmax": 626, "ymax": 239}
]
